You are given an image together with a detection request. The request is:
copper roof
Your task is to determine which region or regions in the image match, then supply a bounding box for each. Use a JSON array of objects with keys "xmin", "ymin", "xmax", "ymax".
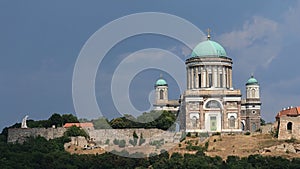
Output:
[{"xmin": 276, "ymin": 107, "xmax": 300, "ymax": 119}]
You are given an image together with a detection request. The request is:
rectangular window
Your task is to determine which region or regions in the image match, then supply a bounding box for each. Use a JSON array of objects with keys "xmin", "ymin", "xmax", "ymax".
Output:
[
  {"xmin": 219, "ymin": 74, "xmax": 223, "ymax": 88},
  {"xmin": 208, "ymin": 73, "xmax": 212, "ymax": 87},
  {"xmin": 198, "ymin": 74, "xmax": 201, "ymax": 88},
  {"xmin": 210, "ymin": 116, "xmax": 217, "ymax": 131}
]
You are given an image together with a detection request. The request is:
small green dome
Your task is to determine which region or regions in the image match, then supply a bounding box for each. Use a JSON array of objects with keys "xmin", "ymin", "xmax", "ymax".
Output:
[
  {"xmin": 155, "ymin": 78, "xmax": 167, "ymax": 86},
  {"xmin": 191, "ymin": 40, "xmax": 227, "ymax": 58},
  {"xmin": 246, "ymin": 76, "xmax": 258, "ymax": 85}
]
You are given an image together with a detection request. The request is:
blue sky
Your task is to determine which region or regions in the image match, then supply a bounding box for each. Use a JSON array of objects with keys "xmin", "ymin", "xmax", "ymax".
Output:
[{"xmin": 1, "ymin": 0, "xmax": 300, "ymax": 130}]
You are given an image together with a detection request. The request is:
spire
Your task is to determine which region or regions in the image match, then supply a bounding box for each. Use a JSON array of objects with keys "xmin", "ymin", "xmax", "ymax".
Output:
[
  {"xmin": 160, "ymin": 73, "xmax": 163, "ymax": 78},
  {"xmin": 207, "ymin": 28, "xmax": 211, "ymax": 40},
  {"xmin": 251, "ymin": 73, "xmax": 254, "ymax": 78}
]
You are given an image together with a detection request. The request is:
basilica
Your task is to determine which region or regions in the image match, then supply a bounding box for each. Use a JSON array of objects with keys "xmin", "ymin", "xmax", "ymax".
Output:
[{"xmin": 153, "ymin": 33, "xmax": 261, "ymax": 133}]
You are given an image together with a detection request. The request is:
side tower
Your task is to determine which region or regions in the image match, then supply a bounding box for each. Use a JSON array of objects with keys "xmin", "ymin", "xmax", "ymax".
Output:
[
  {"xmin": 153, "ymin": 77, "xmax": 168, "ymax": 110},
  {"xmin": 241, "ymin": 75, "xmax": 261, "ymax": 132}
]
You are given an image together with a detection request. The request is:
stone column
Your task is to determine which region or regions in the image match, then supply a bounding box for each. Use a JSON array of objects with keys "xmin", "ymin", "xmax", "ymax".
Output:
[
  {"xmin": 202, "ymin": 68, "xmax": 206, "ymax": 88},
  {"xmin": 222, "ymin": 66, "xmax": 226, "ymax": 88},
  {"xmin": 191, "ymin": 67, "xmax": 195, "ymax": 89},
  {"xmin": 217, "ymin": 66, "xmax": 220, "ymax": 88},
  {"xmin": 229, "ymin": 68, "xmax": 232, "ymax": 88},
  {"xmin": 187, "ymin": 67, "xmax": 189, "ymax": 89},
  {"xmin": 213, "ymin": 66, "xmax": 217, "ymax": 87},
  {"xmin": 226, "ymin": 67, "xmax": 230, "ymax": 88}
]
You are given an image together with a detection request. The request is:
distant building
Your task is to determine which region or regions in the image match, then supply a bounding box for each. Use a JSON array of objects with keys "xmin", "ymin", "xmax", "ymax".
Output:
[
  {"xmin": 63, "ymin": 123, "xmax": 94, "ymax": 130},
  {"xmin": 276, "ymin": 106, "xmax": 300, "ymax": 140},
  {"xmin": 153, "ymin": 77, "xmax": 180, "ymax": 112},
  {"xmin": 153, "ymin": 32, "xmax": 262, "ymax": 133}
]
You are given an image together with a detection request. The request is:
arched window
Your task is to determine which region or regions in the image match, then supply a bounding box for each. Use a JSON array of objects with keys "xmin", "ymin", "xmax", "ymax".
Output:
[
  {"xmin": 191, "ymin": 116, "xmax": 198, "ymax": 128},
  {"xmin": 205, "ymin": 100, "xmax": 221, "ymax": 109},
  {"xmin": 241, "ymin": 122, "xmax": 245, "ymax": 131},
  {"xmin": 287, "ymin": 122, "xmax": 292, "ymax": 133},
  {"xmin": 229, "ymin": 116, "xmax": 235, "ymax": 128},
  {"xmin": 159, "ymin": 89, "xmax": 164, "ymax": 100},
  {"xmin": 251, "ymin": 89, "xmax": 256, "ymax": 98}
]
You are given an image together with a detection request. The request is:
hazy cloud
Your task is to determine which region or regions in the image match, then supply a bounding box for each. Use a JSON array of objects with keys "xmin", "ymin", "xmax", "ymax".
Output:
[{"xmin": 218, "ymin": 16, "xmax": 281, "ymax": 73}]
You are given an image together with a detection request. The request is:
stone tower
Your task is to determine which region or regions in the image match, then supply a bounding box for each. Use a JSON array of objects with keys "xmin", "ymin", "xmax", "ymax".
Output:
[
  {"xmin": 241, "ymin": 75, "xmax": 261, "ymax": 132},
  {"xmin": 154, "ymin": 77, "xmax": 168, "ymax": 108}
]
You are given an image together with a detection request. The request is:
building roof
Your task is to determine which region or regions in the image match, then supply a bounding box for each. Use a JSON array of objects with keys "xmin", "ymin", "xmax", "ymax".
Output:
[
  {"xmin": 63, "ymin": 122, "xmax": 94, "ymax": 128},
  {"xmin": 167, "ymin": 100, "xmax": 180, "ymax": 106},
  {"xmin": 155, "ymin": 78, "xmax": 167, "ymax": 86},
  {"xmin": 191, "ymin": 40, "xmax": 227, "ymax": 58},
  {"xmin": 276, "ymin": 107, "xmax": 300, "ymax": 119},
  {"xmin": 246, "ymin": 75, "xmax": 259, "ymax": 85}
]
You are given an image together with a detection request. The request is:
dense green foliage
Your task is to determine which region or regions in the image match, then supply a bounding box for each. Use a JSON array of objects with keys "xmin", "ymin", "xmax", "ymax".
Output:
[
  {"xmin": 1, "ymin": 113, "xmax": 300, "ymax": 168},
  {"xmin": 64, "ymin": 126, "xmax": 89, "ymax": 138},
  {"xmin": 1, "ymin": 133, "xmax": 300, "ymax": 168},
  {"xmin": 109, "ymin": 111, "xmax": 176, "ymax": 130}
]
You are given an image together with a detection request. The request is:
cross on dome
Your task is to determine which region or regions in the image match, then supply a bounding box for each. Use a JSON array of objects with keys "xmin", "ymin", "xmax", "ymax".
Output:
[{"xmin": 207, "ymin": 28, "xmax": 211, "ymax": 40}]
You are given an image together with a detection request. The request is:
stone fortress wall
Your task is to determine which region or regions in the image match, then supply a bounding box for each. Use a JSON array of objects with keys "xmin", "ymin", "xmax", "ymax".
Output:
[
  {"xmin": 7, "ymin": 127, "xmax": 67, "ymax": 143},
  {"xmin": 89, "ymin": 128, "xmax": 182, "ymax": 145},
  {"xmin": 7, "ymin": 127, "xmax": 182, "ymax": 146}
]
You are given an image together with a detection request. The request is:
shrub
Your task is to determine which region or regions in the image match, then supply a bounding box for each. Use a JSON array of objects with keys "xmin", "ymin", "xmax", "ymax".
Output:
[
  {"xmin": 186, "ymin": 145, "xmax": 204, "ymax": 151},
  {"xmin": 129, "ymin": 138, "xmax": 137, "ymax": 146},
  {"xmin": 119, "ymin": 140, "xmax": 126, "ymax": 148},
  {"xmin": 212, "ymin": 132, "xmax": 221, "ymax": 136},
  {"xmin": 244, "ymin": 131, "xmax": 251, "ymax": 135},
  {"xmin": 204, "ymin": 141, "xmax": 209, "ymax": 151},
  {"xmin": 186, "ymin": 132, "xmax": 191, "ymax": 137},
  {"xmin": 105, "ymin": 139, "xmax": 110, "ymax": 144},
  {"xmin": 285, "ymin": 137, "xmax": 296, "ymax": 143},
  {"xmin": 133, "ymin": 131, "xmax": 138, "ymax": 139},
  {"xmin": 139, "ymin": 133, "xmax": 145, "ymax": 146},
  {"xmin": 149, "ymin": 139, "xmax": 164, "ymax": 148},
  {"xmin": 113, "ymin": 138, "xmax": 119, "ymax": 145}
]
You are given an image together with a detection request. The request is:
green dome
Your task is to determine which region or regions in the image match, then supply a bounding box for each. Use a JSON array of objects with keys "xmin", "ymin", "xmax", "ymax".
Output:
[
  {"xmin": 246, "ymin": 76, "xmax": 258, "ymax": 85},
  {"xmin": 191, "ymin": 40, "xmax": 227, "ymax": 58},
  {"xmin": 155, "ymin": 78, "xmax": 167, "ymax": 86}
]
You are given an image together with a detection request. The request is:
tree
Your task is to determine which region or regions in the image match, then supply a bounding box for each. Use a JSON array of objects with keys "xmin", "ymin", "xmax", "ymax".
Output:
[
  {"xmin": 48, "ymin": 113, "xmax": 63, "ymax": 127},
  {"xmin": 139, "ymin": 133, "xmax": 145, "ymax": 146},
  {"xmin": 61, "ymin": 114, "xmax": 79, "ymax": 124},
  {"xmin": 64, "ymin": 126, "xmax": 89, "ymax": 138},
  {"xmin": 92, "ymin": 117, "xmax": 111, "ymax": 129},
  {"xmin": 260, "ymin": 118, "xmax": 266, "ymax": 126}
]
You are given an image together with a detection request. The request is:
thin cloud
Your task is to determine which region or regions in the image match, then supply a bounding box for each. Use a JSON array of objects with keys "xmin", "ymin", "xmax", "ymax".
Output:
[{"xmin": 218, "ymin": 16, "xmax": 281, "ymax": 73}]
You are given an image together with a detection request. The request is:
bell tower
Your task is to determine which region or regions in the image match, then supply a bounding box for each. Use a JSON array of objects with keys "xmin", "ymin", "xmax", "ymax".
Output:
[
  {"xmin": 244, "ymin": 75, "xmax": 261, "ymax": 131},
  {"xmin": 154, "ymin": 76, "xmax": 168, "ymax": 106}
]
